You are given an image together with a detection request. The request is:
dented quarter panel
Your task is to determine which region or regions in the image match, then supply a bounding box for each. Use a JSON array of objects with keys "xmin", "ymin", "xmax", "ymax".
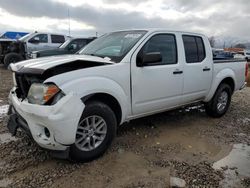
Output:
[{"xmin": 45, "ymin": 62, "xmax": 131, "ymax": 124}]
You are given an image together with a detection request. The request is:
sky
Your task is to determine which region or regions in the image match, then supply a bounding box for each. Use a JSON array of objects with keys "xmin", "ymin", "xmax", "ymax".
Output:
[{"xmin": 0, "ymin": 0, "xmax": 249, "ymax": 46}]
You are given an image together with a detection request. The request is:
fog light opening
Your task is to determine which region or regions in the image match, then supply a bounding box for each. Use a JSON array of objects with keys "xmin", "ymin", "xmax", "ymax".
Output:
[{"xmin": 44, "ymin": 128, "xmax": 50, "ymax": 138}]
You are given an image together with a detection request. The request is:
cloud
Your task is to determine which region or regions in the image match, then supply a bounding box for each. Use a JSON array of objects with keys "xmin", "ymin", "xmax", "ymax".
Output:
[
  {"xmin": 0, "ymin": 0, "xmax": 249, "ymax": 46},
  {"xmin": 0, "ymin": 0, "xmax": 179, "ymax": 32},
  {"xmin": 102, "ymin": 0, "xmax": 147, "ymax": 5}
]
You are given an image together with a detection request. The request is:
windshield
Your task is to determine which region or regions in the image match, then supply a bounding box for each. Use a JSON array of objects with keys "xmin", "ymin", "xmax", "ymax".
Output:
[
  {"xmin": 78, "ymin": 30, "xmax": 147, "ymax": 62},
  {"xmin": 18, "ymin": 33, "xmax": 33, "ymax": 41},
  {"xmin": 59, "ymin": 39, "xmax": 72, "ymax": 49}
]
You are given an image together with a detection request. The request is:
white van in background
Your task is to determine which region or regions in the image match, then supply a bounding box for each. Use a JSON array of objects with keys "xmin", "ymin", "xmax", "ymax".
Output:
[{"xmin": 244, "ymin": 49, "xmax": 250, "ymax": 60}]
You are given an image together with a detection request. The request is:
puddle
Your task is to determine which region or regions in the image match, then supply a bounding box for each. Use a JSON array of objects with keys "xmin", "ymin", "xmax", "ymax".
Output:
[
  {"xmin": 0, "ymin": 178, "xmax": 12, "ymax": 188},
  {"xmin": 0, "ymin": 133, "xmax": 18, "ymax": 144},
  {"xmin": 0, "ymin": 105, "xmax": 9, "ymax": 118},
  {"xmin": 213, "ymin": 144, "xmax": 250, "ymax": 187}
]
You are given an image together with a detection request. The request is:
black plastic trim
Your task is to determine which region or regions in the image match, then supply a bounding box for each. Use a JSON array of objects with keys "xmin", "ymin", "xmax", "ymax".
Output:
[{"xmin": 214, "ymin": 59, "xmax": 246, "ymax": 63}]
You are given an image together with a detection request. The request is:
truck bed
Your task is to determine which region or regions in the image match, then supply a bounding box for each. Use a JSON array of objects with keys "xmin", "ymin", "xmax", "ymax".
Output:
[{"xmin": 213, "ymin": 58, "xmax": 247, "ymax": 91}]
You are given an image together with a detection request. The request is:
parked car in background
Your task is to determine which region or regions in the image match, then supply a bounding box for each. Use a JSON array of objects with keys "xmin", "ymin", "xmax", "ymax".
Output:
[
  {"xmin": 30, "ymin": 37, "xmax": 96, "ymax": 59},
  {"xmin": 234, "ymin": 53, "xmax": 246, "ymax": 59},
  {"xmin": 0, "ymin": 31, "xmax": 69, "ymax": 67},
  {"xmin": 7, "ymin": 29, "xmax": 247, "ymax": 162},
  {"xmin": 244, "ymin": 49, "xmax": 250, "ymax": 60},
  {"xmin": 213, "ymin": 51, "xmax": 234, "ymax": 60}
]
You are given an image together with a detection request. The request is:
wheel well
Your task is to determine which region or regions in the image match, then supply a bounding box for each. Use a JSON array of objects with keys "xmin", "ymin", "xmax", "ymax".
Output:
[
  {"xmin": 220, "ymin": 77, "xmax": 235, "ymax": 92},
  {"xmin": 82, "ymin": 93, "xmax": 122, "ymax": 125}
]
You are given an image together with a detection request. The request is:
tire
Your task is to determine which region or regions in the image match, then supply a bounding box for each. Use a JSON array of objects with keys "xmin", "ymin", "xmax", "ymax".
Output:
[
  {"xmin": 69, "ymin": 101, "xmax": 117, "ymax": 162},
  {"xmin": 205, "ymin": 83, "xmax": 232, "ymax": 118},
  {"xmin": 4, "ymin": 52, "xmax": 23, "ymax": 68},
  {"xmin": 0, "ymin": 44, "xmax": 2, "ymax": 55}
]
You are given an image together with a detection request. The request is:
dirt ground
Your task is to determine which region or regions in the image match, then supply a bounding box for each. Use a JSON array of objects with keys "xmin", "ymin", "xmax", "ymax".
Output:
[{"xmin": 0, "ymin": 65, "xmax": 250, "ymax": 188}]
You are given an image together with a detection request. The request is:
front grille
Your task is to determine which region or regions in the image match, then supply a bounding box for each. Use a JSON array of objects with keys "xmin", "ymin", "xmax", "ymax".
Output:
[{"xmin": 15, "ymin": 74, "xmax": 31, "ymax": 99}]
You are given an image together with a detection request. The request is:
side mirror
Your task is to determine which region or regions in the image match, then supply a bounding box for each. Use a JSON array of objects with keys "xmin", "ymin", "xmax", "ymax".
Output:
[{"xmin": 137, "ymin": 52, "xmax": 162, "ymax": 67}]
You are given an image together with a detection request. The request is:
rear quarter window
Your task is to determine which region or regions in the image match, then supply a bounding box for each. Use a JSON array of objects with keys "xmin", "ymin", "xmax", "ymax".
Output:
[{"xmin": 182, "ymin": 35, "xmax": 206, "ymax": 63}]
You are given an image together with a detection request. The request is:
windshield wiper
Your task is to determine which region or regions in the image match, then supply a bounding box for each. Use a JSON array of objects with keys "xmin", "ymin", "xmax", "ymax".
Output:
[{"xmin": 84, "ymin": 53, "xmax": 105, "ymax": 58}]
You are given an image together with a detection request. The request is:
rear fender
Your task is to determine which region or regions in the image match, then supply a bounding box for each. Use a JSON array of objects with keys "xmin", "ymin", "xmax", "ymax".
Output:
[{"xmin": 204, "ymin": 68, "xmax": 236, "ymax": 102}]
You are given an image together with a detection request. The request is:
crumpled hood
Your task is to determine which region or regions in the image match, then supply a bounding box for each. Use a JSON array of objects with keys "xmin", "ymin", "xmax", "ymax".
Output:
[{"xmin": 11, "ymin": 54, "xmax": 114, "ymax": 73}]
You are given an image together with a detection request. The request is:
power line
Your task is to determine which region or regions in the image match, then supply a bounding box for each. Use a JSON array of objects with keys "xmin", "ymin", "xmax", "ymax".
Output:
[{"xmin": 68, "ymin": 8, "xmax": 71, "ymax": 36}]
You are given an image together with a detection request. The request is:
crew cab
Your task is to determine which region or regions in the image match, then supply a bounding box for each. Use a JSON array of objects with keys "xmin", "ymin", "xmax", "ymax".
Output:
[
  {"xmin": 0, "ymin": 32, "xmax": 68, "ymax": 67},
  {"xmin": 7, "ymin": 29, "xmax": 248, "ymax": 162},
  {"xmin": 30, "ymin": 37, "xmax": 96, "ymax": 59}
]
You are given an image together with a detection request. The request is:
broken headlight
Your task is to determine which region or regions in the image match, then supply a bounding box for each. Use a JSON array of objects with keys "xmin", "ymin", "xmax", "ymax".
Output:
[{"xmin": 27, "ymin": 83, "xmax": 64, "ymax": 105}]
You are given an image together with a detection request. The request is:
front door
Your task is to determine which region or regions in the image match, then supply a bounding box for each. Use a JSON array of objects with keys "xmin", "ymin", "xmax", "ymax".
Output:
[
  {"xmin": 131, "ymin": 33, "xmax": 184, "ymax": 115},
  {"xmin": 27, "ymin": 34, "xmax": 49, "ymax": 52}
]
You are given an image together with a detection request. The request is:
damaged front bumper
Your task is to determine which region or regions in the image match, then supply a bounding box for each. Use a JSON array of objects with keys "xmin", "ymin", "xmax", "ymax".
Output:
[{"xmin": 8, "ymin": 87, "xmax": 85, "ymax": 151}]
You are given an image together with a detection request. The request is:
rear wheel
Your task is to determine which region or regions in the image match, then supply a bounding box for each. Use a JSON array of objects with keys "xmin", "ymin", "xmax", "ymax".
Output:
[
  {"xmin": 69, "ymin": 101, "xmax": 117, "ymax": 162},
  {"xmin": 205, "ymin": 83, "xmax": 232, "ymax": 118},
  {"xmin": 4, "ymin": 52, "xmax": 23, "ymax": 68}
]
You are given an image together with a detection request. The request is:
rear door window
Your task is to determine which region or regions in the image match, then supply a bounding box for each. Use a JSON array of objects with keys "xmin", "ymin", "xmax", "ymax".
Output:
[
  {"xmin": 76, "ymin": 39, "xmax": 87, "ymax": 49},
  {"xmin": 182, "ymin": 35, "xmax": 206, "ymax": 63},
  {"xmin": 51, "ymin": 35, "xmax": 65, "ymax": 43}
]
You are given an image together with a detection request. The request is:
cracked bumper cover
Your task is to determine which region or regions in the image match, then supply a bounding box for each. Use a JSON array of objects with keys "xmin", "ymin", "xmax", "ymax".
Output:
[{"xmin": 8, "ymin": 87, "xmax": 85, "ymax": 151}]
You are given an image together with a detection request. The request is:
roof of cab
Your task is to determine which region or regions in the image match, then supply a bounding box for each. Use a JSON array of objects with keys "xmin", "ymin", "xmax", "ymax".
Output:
[{"xmin": 110, "ymin": 28, "xmax": 206, "ymax": 37}]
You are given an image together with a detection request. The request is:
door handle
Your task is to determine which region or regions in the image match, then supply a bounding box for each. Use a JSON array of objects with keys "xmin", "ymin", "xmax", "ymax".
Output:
[
  {"xmin": 173, "ymin": 70, "xmax": 183, "ymax": 74},
  {"xmin": 203, "ymin": 67, "xmax": 211, "ymax": 71}
]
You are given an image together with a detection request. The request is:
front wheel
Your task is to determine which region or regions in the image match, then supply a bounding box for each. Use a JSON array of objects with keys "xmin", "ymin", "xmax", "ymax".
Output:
[
  {"xmin": 205, "ymin": 83, "xmax": 232, "ymax": 118},
  {"xmin": 69, "ymin": 101, "xmax": 117, "ymax": 162},
  {"xmin": 4, "ymin": 52, "xmax": 23, "ymax": 68}
]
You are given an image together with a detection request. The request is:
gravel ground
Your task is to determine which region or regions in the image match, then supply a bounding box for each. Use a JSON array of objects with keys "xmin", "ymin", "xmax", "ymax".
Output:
[{"xmin": 0, "ymin": 65, "xmax": 250, "ymax": 188}]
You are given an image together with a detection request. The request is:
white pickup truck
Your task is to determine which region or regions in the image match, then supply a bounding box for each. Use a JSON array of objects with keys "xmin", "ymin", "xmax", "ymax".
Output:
[{"xmin": 7, "ymin": 29, "xmax": 248, "ymax": 162}]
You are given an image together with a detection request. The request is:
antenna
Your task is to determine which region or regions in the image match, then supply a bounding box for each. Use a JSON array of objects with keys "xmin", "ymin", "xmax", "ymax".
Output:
[{"xmin": 68, "ymin": 8, "xmax": 71, "ymax": 36}]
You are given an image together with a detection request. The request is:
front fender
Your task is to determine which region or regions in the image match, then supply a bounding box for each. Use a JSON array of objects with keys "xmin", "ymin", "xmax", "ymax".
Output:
[
  {"xmin": 51, "ymin": 76, "xmax": 129, "ymax": 124},
  {"xmin": 204, "ymin": 68, "xmax": 236, "ymax": 102}
]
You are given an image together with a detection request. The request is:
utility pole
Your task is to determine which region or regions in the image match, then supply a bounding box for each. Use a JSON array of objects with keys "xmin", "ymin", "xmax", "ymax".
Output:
[{"xmin": 68, "ymin": 8, "xmax": 71, "ymax": 36}]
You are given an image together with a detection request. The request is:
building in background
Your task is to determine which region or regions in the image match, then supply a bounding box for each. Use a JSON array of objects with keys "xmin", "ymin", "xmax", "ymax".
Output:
[{"xmin": 224, "ymin": 48, "xmax": 245, "ymax": 54}]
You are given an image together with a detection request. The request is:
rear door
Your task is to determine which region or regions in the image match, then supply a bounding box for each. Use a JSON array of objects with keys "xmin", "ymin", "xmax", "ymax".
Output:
[
  {"xmin": 182, "ymin": 35, "xmax": 213, "ymax": 103},
  {"xmin": 131, "ymin": 33, "xmax": 184, "ymax": 115},
  {"xmin": 50, "ymin": 34, "xmax": 66, "ymax": 48}
]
